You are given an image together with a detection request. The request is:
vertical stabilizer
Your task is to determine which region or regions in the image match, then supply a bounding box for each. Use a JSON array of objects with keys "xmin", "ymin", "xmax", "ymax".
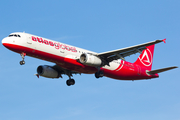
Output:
[{"xmin": 134, "ymin": 45, "xmax": 155, "ymax": 70}]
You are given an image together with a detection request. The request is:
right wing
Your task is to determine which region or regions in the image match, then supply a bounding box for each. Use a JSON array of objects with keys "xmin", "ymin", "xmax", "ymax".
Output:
[{"xmin": 97, "ymin": 39, "xmax": 165, "ymax": 64}]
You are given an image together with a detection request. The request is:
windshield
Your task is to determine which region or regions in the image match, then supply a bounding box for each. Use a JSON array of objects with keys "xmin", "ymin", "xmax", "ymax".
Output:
[{"xmin": 8, "ymin": 34, "xmax": 21, "ymax": 37}]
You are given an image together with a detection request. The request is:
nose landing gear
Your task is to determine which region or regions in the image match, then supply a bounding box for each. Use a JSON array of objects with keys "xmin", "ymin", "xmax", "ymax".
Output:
[
  {"xmin": 20, "ymin": 60, "xmax": 25, "ymax": 65},
  {"xmin": 20, "ymin": 52, "xmax": 26, "ymax": 65}
]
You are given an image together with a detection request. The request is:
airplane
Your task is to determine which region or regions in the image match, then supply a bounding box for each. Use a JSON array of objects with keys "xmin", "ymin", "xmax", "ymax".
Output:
[{"xmin": 2, "ymin": 32, "xmax": 178, "ymax": 86}]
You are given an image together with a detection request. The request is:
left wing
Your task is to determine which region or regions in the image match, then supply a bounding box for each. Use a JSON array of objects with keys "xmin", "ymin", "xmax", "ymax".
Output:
[
  {"xmin": 97, "ymin": 39, "xmax": 165, "ymax": 64},
  {"xmin": 52, "ymin": 64, "xmax": 80, "ymax": 77}
]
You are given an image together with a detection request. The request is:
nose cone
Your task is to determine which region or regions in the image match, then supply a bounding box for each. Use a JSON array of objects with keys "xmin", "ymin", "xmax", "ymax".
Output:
[
  {"xmin": 2, "ymin": 37, "xmax": 10, "ymax": 46},
  {"xmin": 2, "ymin": 37, "xmax": 13, "ymax": 49},
  {"xmin": 2, "ymin": 38, "xmax": 6, "ymax": 45},
  {"xmin": 2, "ymin": 37, "xmax": 12, "ymax": 46}
]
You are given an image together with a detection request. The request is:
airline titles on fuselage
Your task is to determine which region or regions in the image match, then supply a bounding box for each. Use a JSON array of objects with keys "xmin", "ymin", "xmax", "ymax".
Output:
[{"xmin": 32, "ymin": 36, "xmax": 77, "ymax": 53}]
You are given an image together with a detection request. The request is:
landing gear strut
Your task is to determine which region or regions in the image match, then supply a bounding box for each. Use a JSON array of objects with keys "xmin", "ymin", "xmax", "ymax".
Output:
[{"xmin": 20, "ymin": 52, "xmax": 26, "ymax": 65}]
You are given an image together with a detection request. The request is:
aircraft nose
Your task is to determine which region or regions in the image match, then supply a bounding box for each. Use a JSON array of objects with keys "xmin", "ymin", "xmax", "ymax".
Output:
[
  {"xmin": 2, "ymin": 38, "xmax": 6, "ymax": 45},
  {"xmin": 2, "ymin": 37, "xmax": 10, "ymax": 46}
]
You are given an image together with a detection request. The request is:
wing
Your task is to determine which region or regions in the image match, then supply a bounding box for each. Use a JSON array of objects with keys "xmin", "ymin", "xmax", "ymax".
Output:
[
  {"xmin": 98, "ymin": 39, "xmax": 165, "ymax": 64},
  {"xmin": 52, "ymin": 64, "xmax": 80, "ymax": 77}
]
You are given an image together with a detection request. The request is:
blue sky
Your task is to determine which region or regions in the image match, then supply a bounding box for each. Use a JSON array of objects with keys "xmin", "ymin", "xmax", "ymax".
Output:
[{"xmin": 0, "ymin": 0, "xmax": 180, "ymax": 120}]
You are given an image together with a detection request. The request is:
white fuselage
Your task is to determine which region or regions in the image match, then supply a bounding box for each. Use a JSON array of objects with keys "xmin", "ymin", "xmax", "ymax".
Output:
[{"xmin": 2, "ymin": 32, "xmax": 121, "ymax": 72}]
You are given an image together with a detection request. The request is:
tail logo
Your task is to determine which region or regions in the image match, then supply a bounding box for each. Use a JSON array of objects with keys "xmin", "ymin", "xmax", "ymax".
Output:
[{"xmin": 139, "ymin": 48, "xmax": 152, "ymax": 66}]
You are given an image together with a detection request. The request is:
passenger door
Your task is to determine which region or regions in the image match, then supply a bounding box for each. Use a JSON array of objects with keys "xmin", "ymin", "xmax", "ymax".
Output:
[
  {"xmin": 26, "ymin": 34, "xmax": 32, "ymax": 44},
  {"xmin": 137, "ymin": 65, "xmax": 141, "ymax": 75}
]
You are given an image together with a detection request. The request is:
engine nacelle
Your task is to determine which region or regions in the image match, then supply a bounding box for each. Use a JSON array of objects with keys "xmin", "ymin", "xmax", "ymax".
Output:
[
  {"xmin": 37, "ymin": 65, "xmax": 59, "ymax": 78},
  {"xmin": 79, "ymin": 53, "xmax": 102, "ymax": 67}
]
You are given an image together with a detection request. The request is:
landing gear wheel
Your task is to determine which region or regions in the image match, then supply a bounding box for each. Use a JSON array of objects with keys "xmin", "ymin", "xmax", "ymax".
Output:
[
  {"xmin": 95, "ymin": 71, "xmax": 104, "ymax": 78},
  {"xmin": 70, "ymin": 79, "xmax": 75, "ymax": 85},
  {"xmin": 20, "ymin": 60, "xmax": 25, "ymax": 65},
  {"xmin": 95, "ymin": 72, "xmax": 100, "ymax": 78},
  {"xmin": 20, "ymin": 53, "xmax": 26, "ymax": 65},
  {"xmin": 66, "ymin": 80, "xmax": 71, "ymax": 86},
  {"xmin": 66, "ymin": 79, "xmax": 75, "ymax": 86}
]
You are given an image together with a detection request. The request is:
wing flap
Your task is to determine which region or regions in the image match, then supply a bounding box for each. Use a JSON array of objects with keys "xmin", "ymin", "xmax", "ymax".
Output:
[{"xmin": 147, "ymin": 66, "xmax": 178, "ymax": 74}]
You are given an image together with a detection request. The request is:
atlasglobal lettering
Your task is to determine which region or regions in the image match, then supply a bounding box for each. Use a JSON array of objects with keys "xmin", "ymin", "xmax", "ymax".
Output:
[{"xmin": 32, "ymin": 36, "xmax": 77, "ymax": 52}]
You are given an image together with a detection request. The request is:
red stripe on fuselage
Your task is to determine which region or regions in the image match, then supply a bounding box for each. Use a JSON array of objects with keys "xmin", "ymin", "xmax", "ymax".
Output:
[{"xmin": 3, "ymin": 43, "xmax": 97, "ymax": 74}]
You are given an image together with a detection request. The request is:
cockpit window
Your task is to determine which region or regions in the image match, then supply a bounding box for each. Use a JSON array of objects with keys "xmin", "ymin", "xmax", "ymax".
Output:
[
  {"xmin": 8, "ymin": 35, "xmax": 14, "ymax": 37},
  {"xmin": 8, "ymin": 34, "xmax": 21, "ymax": 37}
]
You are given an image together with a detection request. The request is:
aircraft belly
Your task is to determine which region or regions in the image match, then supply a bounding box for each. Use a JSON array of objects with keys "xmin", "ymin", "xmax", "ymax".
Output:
[{"xmin": 103, "ymin": 65, "xmax": 153, "ymax": 80}]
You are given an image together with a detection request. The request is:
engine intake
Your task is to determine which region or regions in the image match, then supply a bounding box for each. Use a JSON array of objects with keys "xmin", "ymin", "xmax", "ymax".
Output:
[
  {"xmin": 37, "ymin": 65, "xmax": 59, "ymax": 78},
  {"xmin": 79, "ymin": 53, "xmax": 102, "ymax": 67}
]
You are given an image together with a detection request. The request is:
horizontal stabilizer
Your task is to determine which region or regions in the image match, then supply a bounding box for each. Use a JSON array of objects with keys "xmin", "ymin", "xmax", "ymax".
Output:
[{"xmin": 147, "ymin": 66, "xmax": 178, "ymax": 74}]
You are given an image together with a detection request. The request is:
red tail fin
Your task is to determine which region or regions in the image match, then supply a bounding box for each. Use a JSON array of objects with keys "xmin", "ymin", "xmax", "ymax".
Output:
[{"xmin": 134, "ymin": 45, "xmax": 155, "ymax": 70}]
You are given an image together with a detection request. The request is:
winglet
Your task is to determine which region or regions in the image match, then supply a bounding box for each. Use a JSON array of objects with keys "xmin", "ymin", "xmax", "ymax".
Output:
[{"xmin": 162, "ymin": 38, "xmax": 166, "ymax": 43}]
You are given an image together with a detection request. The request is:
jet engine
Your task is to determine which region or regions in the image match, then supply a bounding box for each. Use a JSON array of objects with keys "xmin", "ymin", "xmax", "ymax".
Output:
[
  {"xmin": 79, "ymin": 53, "xmax": 102, "ymax": 67},
  {"xmin": 37, "ymin": 65, "xmax": 59, "ymax": 78}
]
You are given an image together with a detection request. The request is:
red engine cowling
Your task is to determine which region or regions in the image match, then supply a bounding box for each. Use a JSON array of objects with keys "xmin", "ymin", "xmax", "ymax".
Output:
[{"xmin": 37, "ymin": 65, "xmax": 59, "ymax": 78}]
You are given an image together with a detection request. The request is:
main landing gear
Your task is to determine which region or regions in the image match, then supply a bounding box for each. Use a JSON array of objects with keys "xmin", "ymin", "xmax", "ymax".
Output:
[
  {"xmin": 20, "ymin": 52, "xmax": 26, "ymax": 65},
  {"xmin": 66, "ymin": 79, "xmax": 75, "ymax": 86},
  {"xmin": 95, "ymin": 71, "xmax": 104, "ymax": 78},
  {"xmin": 65, "ymin": 71, "xmax": 75, "ymax": 86}
]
